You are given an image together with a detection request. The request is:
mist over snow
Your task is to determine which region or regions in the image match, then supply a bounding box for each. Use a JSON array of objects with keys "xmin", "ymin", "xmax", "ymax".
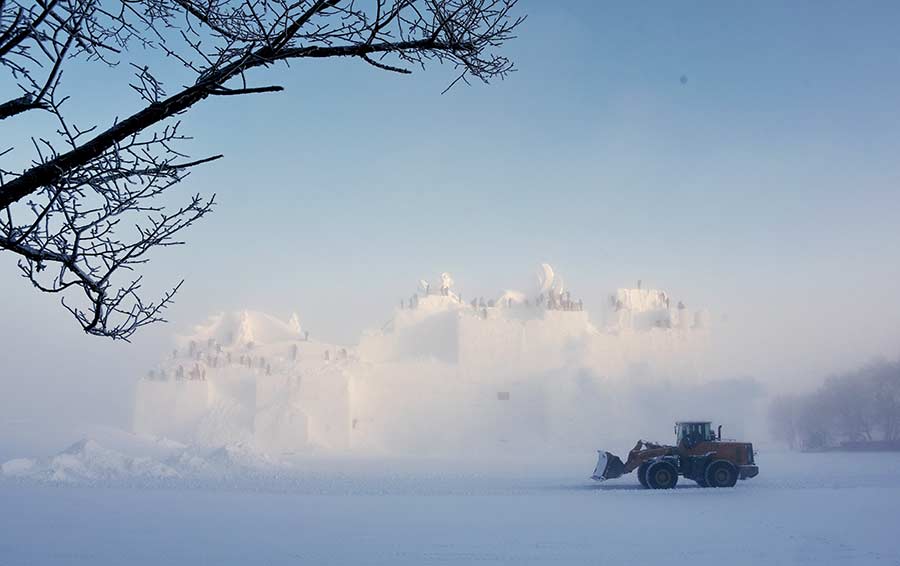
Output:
[{"xmin": 3, "ymin": 264, "xmax": 769, "ymax": 483}]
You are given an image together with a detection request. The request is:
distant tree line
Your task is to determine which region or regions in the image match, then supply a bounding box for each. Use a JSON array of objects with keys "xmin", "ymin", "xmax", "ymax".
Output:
[{"xmin": 769, "ymin": 359, "xmax": 900, "ymax": 450}]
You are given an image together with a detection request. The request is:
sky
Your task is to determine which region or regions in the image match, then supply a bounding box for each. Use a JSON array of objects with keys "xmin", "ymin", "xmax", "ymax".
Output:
[{"xmin": 2, "ymin": 1, "xmax": 900, "ymax": 455}]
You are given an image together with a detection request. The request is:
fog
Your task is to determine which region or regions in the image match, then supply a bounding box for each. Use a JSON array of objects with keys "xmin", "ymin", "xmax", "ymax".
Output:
[
  {"xmin": 2, "ymin": 251, "xmax": 898, "ymax": 464},
  {"xmin": 3, "ymin": 2, "xmax": 900, "ymax": 465},
  {"xmin": 7, "ymin": 4, "xmax": 900, "ymax": 566}
]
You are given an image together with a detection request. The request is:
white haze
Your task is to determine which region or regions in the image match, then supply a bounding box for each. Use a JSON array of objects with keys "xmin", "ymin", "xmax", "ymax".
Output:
[{"xmin": 2, "ymin": 253, "xmax": 898, "ymax": 464}]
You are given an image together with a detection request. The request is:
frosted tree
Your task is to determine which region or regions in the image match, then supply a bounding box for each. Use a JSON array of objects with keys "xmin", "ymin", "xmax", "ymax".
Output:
[
  {"xmin": 0, "ymin": 0, "xmax": 523, "ymax": 339},
  {"xmin": 768, "ymin": 394, "xmax": 801, "ymax": 449},
  {"xmin": 769, "ymin": 360, "xmax": 900, "ymax": 449},
  {"xmin": 821, "ymin": 375, "xmax": 875, "ymax": 443},
  {"xmin": 857, "ymin": 360, "xmax": 900, "ymax": 442}
]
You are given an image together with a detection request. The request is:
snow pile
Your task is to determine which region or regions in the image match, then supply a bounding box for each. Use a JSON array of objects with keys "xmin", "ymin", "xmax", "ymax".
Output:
[
  {"xmin": 0, "ymin": 458, "xmax": 37, "ymax": 477},
  {"xmin": 1, "ymin": 439, "xmax": 179, "ymax": 483},
  {"xmin": 0, "ymin": 433, "xmax": 283, "ymax": 485},
  {"xmin": 48, "ymin": 439, "xmax": 180, "ymax": 482}
]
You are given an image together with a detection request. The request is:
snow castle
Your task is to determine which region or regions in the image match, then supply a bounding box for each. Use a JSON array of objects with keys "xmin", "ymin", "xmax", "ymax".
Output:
[{"xmin": 134, "ymin": 265, "xmax": 711, "ymax": 455}]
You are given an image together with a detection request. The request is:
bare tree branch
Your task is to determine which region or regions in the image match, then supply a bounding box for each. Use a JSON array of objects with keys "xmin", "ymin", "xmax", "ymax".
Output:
[
  {"xmin": 0, "ymin": 0, "xmax": 524, "ymax": 339},
  {"xmin": 0, "ymin": 93, "xmax": 49, "ymax": 119}
]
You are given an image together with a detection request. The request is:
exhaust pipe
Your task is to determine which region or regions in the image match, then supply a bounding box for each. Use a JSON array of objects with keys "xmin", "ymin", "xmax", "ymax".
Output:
[{"xmin": 592, "ymin": 450, "xmax": 626, "ymax": 481}]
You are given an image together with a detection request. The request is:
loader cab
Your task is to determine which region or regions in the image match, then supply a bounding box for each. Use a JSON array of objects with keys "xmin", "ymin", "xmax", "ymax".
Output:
[{"xmin": 675, "ymin": 421, "xmax": 717, "ymax": 446}]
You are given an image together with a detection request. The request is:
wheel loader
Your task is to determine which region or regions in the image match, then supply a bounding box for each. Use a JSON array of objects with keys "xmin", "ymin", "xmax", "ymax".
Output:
[{"xmin": 592, "ymin": 421, "xmax": 758, "ymax": 489}]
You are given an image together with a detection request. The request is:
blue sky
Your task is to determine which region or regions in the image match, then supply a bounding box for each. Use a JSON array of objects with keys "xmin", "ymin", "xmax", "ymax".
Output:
[
  {"xmin": 168, "ymin": 0, "xmax": 900, "ymax": 340},
  {"xmin": 2, "ymin": 1, "xmax": 900, "ymax": 445}
]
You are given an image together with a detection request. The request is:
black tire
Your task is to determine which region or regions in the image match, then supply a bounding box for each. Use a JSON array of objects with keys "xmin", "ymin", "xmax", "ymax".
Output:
[
  {"xmin": 637, "ymin": 462, "xmax": 650, "ymax": 489},
  {"xmin": 646, "ymin": 461, "xmax": 679, "ymax": 489},
  {"xmin": 705, "ymin": 460, "xmax": 738, "ymax": 488}
]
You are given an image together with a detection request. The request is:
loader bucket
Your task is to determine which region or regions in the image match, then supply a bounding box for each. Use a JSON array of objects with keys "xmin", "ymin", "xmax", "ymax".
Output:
[{"xmin": 592, "ymin": 450, "xmax": 626, "ymax": 481}]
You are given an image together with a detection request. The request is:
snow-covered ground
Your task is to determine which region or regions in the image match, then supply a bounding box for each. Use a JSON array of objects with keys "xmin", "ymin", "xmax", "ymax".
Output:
[
  {"xmin": 1, "ymin": 269, "xmax": 891, "ymax": 564},
  {"xmin": 2, "ymin": 450, "xmax": 899, "ymax": 565}
]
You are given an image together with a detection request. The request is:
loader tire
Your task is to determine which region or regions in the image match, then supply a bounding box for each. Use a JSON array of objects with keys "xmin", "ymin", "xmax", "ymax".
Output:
[
  {"xmin": 637, "ymin": 462, "xmax": 650, "ymax": 489},
  {"xmin": 705, "ymin": 460, "xmax": 738, "ymax": 488},
  {"xmin": 647, "ymin": 461, "xmax": 679, "ymax": 489}
]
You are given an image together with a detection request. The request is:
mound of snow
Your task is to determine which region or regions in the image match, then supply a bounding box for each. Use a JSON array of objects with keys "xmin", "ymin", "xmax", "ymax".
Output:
[
  {"xmin": 0, "ymin": 432, "xmax": 283, "ymax": 485},
  {"xmin": 42, "ymin": 439, "xmax": 179, "ymax": 483},
  {"xmin": 202, "ymin": 442, "xmax": 276, "ymax": 470},
  {"xmin": 1, "ymin": 458, "xmax": 36, "ymax": 477}
]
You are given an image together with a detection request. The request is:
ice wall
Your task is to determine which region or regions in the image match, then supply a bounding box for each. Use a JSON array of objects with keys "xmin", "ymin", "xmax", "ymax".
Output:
[
  {"xmin": 359, "ymin": 295, "xmax": 462, "ymax": 364},
  {"xmin": 133, "ymin": 380, "xmax": 208, "ymax": 440},
  {"xmin": 134, "ymin": 270, "xmax": 724, "ymax": 458},
  {"xmin": 134, "ymin": 310, "xmax": 351, "ymax": 454}
]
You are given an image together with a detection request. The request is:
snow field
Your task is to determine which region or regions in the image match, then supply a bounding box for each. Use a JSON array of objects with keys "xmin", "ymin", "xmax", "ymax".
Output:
[{"xmin": 2, "ymin": 451, "xmax": 899, "ymax": 565}]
